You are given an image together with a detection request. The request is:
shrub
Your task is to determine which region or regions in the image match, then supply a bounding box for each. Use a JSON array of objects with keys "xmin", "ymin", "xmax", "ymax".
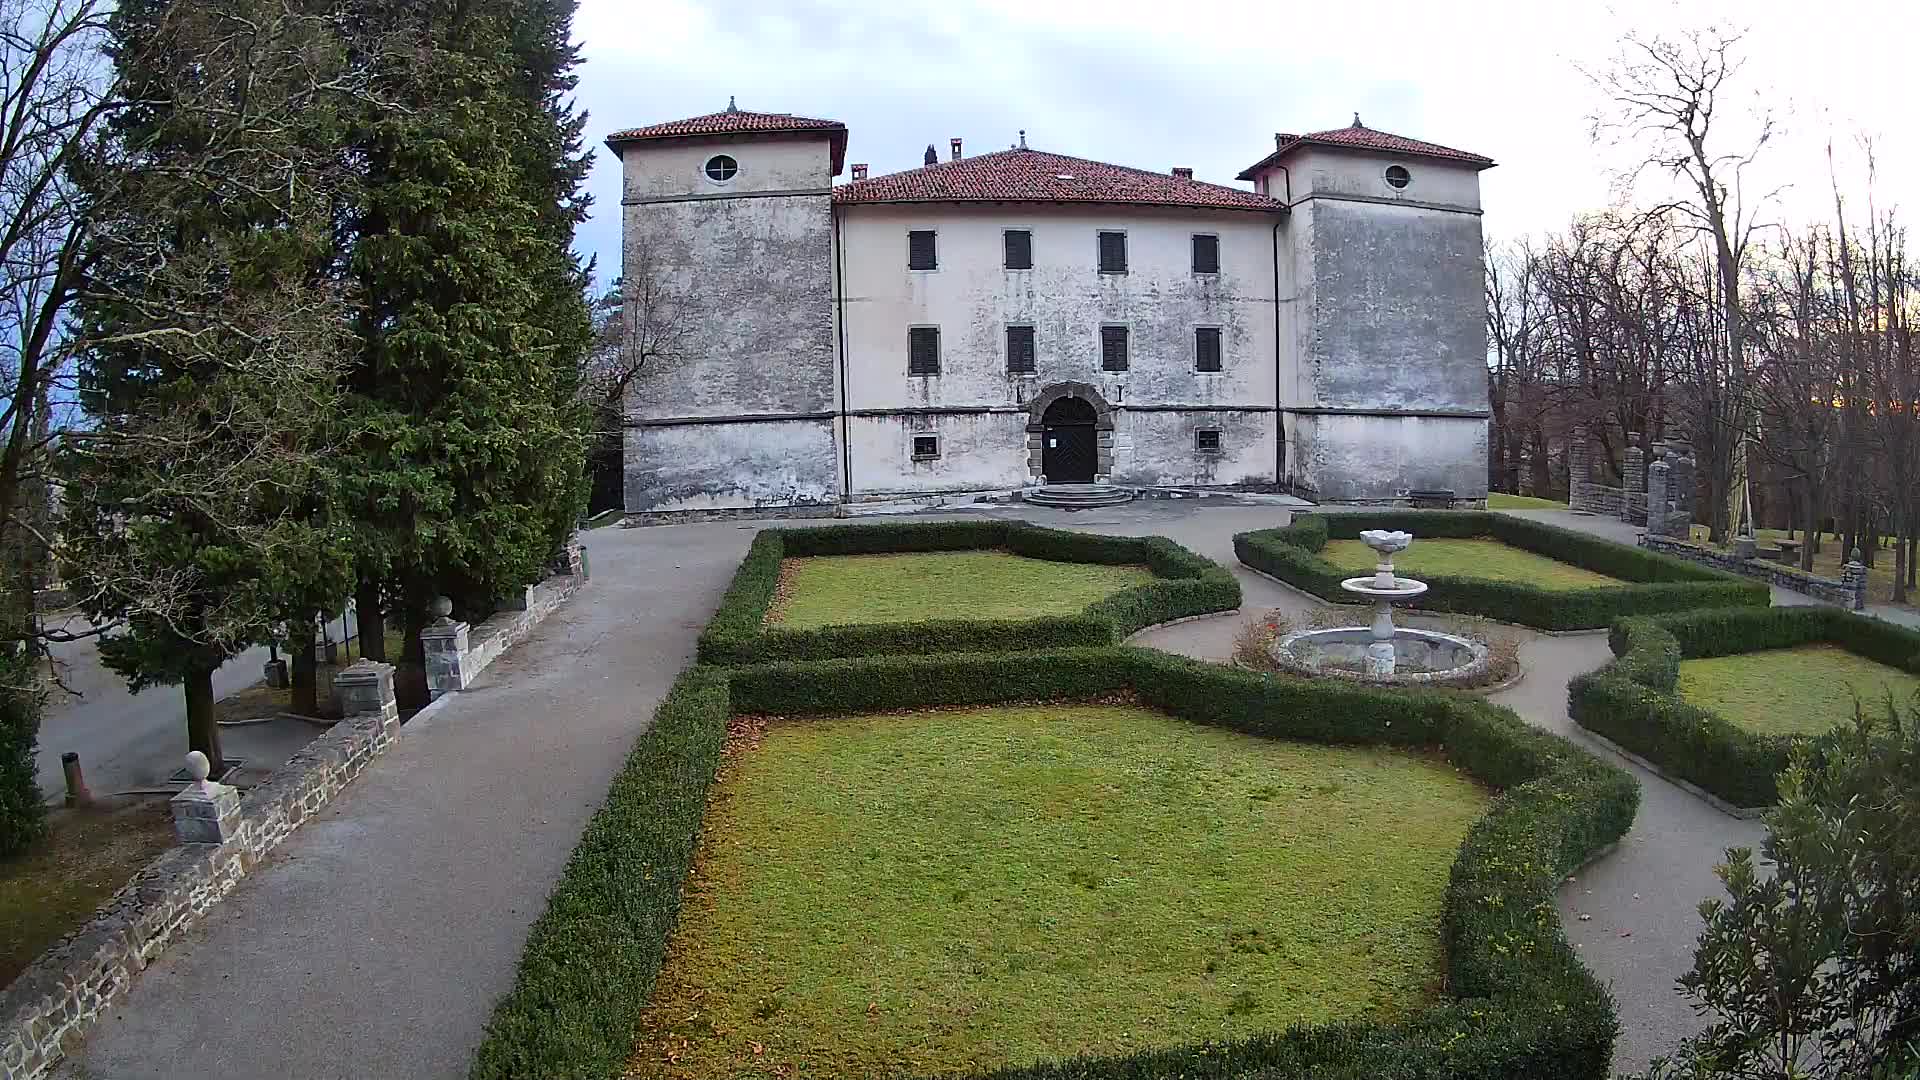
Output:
[
  {"xmin": 1234, "ymin": 511, "xmax": 1767, "ymax": 631},
  {"xmin": 474, "ymin": 647, "xmax": 1638, "ymax": 1080},
  {"xmin": 0, "ymin": 649, "xmax": 47, "ymax": 857},
  {"xmin": 1568, "ymin": 605, "xmax": 1920, "ymax": 809},
  {"xmin": 698, "ymin": 521, "xmax": 1240, "ymax": 665}
]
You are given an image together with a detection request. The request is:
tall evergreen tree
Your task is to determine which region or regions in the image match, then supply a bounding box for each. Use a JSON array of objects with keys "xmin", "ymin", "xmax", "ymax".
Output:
[
  {"xmin": 337, "ymin": 0, "xmax": 589, "ymax": 691},
  {"xmin": 61, "ymin": 0, "xmax": 358, "ymax": 772}
]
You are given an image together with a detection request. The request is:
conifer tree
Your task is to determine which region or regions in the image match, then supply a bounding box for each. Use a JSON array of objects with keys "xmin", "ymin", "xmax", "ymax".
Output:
[{"xmin": 61, "ymin": 0, "xmax": 358, "ymax": 772}]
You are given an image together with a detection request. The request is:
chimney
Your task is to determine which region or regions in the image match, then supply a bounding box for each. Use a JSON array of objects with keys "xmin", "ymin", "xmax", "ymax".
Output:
[
  {"xmin": 950, "ymin": 137, "xmax": 962, "ymax": 161},
  {"xmin": 1274, "ymin": 132, "xmax": 1284, "ymax": 150},
  {"xmin": 1172, "ymin": 167, "xmax": 1193, "ymax": 180},
  {"xmin": 924, "ymin": 143, "xmax": 937, "ymax": 166},
  {"xmin": 852, "ymin": 163, "xmax": 868, "ymax": 181}
]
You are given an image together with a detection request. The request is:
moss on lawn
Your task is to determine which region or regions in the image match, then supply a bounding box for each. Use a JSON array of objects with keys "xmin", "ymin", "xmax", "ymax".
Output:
[
  {"xmin": 0, "ymin": 797, "xmax": 175, "ymax": 985},
  {"xmin": 630, "ymin": 704, "xmax": 1488, "ymax": 1078},
  {"xmin": 1486, "ymin": 493, "xmax": 1568, "ymax": 510},
  {"xmin": 1320, "ymin": 537, "xmax": 1623, "ymax": 591},
  {"xmin": 768, "ymin": 551, "xmax": 1155, "ymax": 629},
  {"xmin": 1678, "ymin": 643, "xmax": 1920, "ymax": 736}
]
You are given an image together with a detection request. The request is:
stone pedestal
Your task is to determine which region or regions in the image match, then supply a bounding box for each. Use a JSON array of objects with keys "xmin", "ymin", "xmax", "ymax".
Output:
[
  {"xmin": 498, "ymin": 584, "xmax": 536, "ymax": 612},
  {"xmin": 332, "ymin": 659, "xmax": 398, "ymax": 720},
  {"xmin": 419, "ymin": 616, "xmax": 471, "ymax": 701},
  {"xmin": 1842, "ymin": 558, "xmax": 1869, "ymax": 611},
  {"xmin": 171, "ymin": 751, "xmax": 241, "ymax": 844},
  {"xmin": 262, "ymin": 659, "xmax": 289, "ymax": 688}
]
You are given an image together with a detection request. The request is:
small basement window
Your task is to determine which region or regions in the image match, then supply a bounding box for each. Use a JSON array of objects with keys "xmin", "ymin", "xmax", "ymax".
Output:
[
  {"xmin": 1192, "ymin": 234, "xmax": 1220, "ymax": 274},
  {"xmin": 1195, "ymin": 429, "xmax": 1222, "ymax": 453},
  {"xmin": 1100, "ymin": 325, "xmax": 1129, "ymax": 371},
  {"xmin": 912, "ymin": 434, "xmax": 940, "ymax": 460},
  {"xmin": 1097, "ymin": 230, "xmax": 1127, "ymax": 274},
  {"xmin": 704, "ymin": 154, "xmax": 738, "ymax": 182},
  {"xmin": 908, "ymin": 327, "xmax": 940, "ymax": 376},
  {"xmin": 1384, "ymin": 165, "xmax": 1411, "ymax": 190},
  {"xmin": 1004, "ymin": 229, "xmax": 1033, "ymax": 270},
  {"xmin": 908, "ymin": 229, "xmax": 937, "ymax": 270}
]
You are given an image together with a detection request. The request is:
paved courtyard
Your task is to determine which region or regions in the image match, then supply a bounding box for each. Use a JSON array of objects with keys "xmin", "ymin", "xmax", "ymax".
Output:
[{"xmin": 57, "ymin": 499, "xmax": 1771, "ymax": 1078}]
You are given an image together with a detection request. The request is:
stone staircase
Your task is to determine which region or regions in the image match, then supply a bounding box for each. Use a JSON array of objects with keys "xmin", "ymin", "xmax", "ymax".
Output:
[{"xmin": 1021, "ymin": 483, "xmax": 1136, "ymax": 510}]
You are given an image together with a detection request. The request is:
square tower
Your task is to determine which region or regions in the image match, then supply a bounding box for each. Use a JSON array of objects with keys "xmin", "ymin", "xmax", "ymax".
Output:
[
  {"xmin": 1240, "ymin": 118, "xmax": 1495, "ymax": 503},
  {"xmin": 606, "ymin": 104, "xmax": 847, "ymax": 512}
]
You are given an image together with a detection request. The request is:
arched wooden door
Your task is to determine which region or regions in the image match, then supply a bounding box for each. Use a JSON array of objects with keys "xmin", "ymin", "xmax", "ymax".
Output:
[{"xmin": 1040, "ymin": 396, "xmax": 1098, "ymax": 483}]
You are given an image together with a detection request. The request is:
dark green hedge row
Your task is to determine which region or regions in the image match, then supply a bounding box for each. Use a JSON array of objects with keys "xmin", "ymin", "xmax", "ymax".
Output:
[
  {"xmin": 1569, "ymin": 605, "xmax": 1920, "ymax": 809},
  {"xmin": 1234, "ymin": 511, "xmax": 1768, "ymax": 631},
  {"xmin": 475, "ymin": 647, "xmax": 1638, "ymax": 1080},
  {"xmin": 697, "ymin": 520, "xmax": 1241, "ymax": 664}
]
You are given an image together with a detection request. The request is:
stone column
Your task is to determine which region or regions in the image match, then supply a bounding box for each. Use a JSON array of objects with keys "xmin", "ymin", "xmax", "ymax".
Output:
[
  {"xmin": 1623, "ymin": 444, "xmax": 1647, "ymax": 493},
  {"xmin": 171, "ymin": 751, "xmax": 241, "ymax": 844},
  {"xmin": 1646, "ymin": 459, "xmax": 1671, "ymax": 536},
  {"xmin": 1842, "ymin": 553, "xmax": 1869, "ymax": 611},
  {"xmin": 1567, "ymin": 427, "xmax": 1592, "ymax": 511},
  {"xmin": 418, "ymin": 596, "xmax": 471, "ymax": 700},
  {"xmin": 333, "ymin": 659, "xmax": 398, "ymax": 722}
]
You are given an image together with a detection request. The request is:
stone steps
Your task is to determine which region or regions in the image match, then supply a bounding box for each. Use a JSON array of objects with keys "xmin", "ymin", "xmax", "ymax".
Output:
[{"xmin": 1022, "ymin": 484, "xmax": 1136, "ymax": 509}]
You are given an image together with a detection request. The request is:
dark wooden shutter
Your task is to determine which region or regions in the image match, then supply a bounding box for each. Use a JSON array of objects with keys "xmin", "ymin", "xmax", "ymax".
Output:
[
  {"xmin": 1196, "ymin": 429, "xmax": 1221, "ymax": 452},
  {"xmin": 1098, "ymin": 231, "xmax": 1127, "ymax": 273},
  {"xmin": 912, "ymin": 435, "xmax": 940, "ymax": 459},
  {"xmin": 1192, "ymin": 234, "xmax": 1220, "ymax": 274},
  {"xmin": 908, "ymin": 327, "xmax": 939, "ymax": 375},
  {"xmin": 908, "ymin": 230, "xmax": 937, "ymax": 270},
  {"xmin": 1195, "ymin": 327, "xmax": 1223, "ymax": 372},
  {"xmin": 1007, "ymin": 326, "xmax": 1036, "ymax": 374},
  {"xmin": 1004, "ymin": 230, "xmax": 1032, "ymax": 270},
  {"xmin": 1100, "ymin": 326, "xmax": 1129, "ymax": 371}
]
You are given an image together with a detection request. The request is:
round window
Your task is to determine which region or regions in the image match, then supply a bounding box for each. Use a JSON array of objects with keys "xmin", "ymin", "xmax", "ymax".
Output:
[
  {"xmin": 704, "ymin": 154, "xmax": 739, "ymax": 182},
  {"xmin": 1384, "ymin": 165, "xmax": 1411, "ymax": 190}
]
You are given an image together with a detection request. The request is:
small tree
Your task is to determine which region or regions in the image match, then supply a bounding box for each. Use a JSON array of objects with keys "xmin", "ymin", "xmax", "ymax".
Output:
[{"xmin": 1649, "ymin": 706, "xmax": 1920, "ymax": 1079}]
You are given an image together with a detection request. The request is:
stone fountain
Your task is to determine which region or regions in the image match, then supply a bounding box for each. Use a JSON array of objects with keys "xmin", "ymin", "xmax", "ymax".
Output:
[{"xmin": 1271, "ymin": 529, "xmax": 1489, "ymax": 685}]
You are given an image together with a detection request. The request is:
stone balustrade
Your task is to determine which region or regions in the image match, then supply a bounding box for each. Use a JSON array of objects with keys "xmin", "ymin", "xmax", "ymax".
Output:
[{"xmin": 1640, "ymin": 533, "xmax": 1867, "ymax": 611}]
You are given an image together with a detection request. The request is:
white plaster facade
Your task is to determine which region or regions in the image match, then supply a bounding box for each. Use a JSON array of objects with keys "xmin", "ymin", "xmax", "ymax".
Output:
[{"xmin": 610, "ymin": 111, "xmax": 1493, "ymax": 512}]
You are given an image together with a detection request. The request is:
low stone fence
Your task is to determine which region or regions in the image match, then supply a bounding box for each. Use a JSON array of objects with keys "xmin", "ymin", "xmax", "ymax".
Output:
[
  {"xmin": 0, "ymin": 664, "xmax": 403, "ymax": 1080},
  {"xmin": 421, "ymin": 551, "xmax": 584, "ymax": 700},
  {"xmin": 1640, "ymin": 534, "xmax": 1867, "ymax": 611}
]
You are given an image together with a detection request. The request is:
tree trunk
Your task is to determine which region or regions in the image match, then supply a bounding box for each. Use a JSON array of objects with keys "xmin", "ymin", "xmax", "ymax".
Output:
[
  {"xmin": 356, "ymin": 580, "xmax": 386, "ymax": 662},
  {"xmin": 1906, "ymin": 534, "xmax": 1916, "ymax": 589},
  {"xmin": 184, "ymin": 665, "xmax": 224, "ymax": 777},
  {"xmin": 1800, "ymin": 483, "xmax": 1819, "ymax": 573},
  {"xmin": 394, "ymin": 594, "xmax": 429, "ymax": 712},
  {"xmin": 289, "ymin": 615, "xmax": 317, "ymax": 716}
]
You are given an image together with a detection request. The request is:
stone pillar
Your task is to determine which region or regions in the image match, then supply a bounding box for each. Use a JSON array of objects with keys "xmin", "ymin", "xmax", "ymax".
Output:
[
  {"xmin": 171, "ymin": 751, "xmax": 241, "ymax": 845},
  {"xmin": 1842, "ymin": 553, "xmax": 1868, "ymax": 611},
  {"xmin": 1646, "ymin": 459, "xmax": 1671, "ymax": 536},
  {"xmin": 498, "ymin": 584, "xmax": 536, "ymax": 612},
  {"xmin": 418, "ymin": 597, "xmax": 471, "ymax": 701},
  {"xmin": 333, "ymin": 659, "xmax": 398, "ymax": 722},
  {"xmin": 1622, "ymin": 444, "xmax": 1647, "ymax": 493},
  {"xmin": 550, "ymin": 533, "xmax": 587, "ymax": 580},
  {"xmin": 1567, "ymin": 427, "xmax": 1592, "ymax": 511}
]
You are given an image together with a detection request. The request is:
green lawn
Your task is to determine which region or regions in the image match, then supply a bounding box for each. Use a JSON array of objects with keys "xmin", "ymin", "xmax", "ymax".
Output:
[
  {"xmin": 768, "ymin": 551, "xmax": 1155, "ymax": 628},
  {"xmin": 1487, "ymin": 492, "xmax": 1568, "ymax": 510},
  {"xmin": 631, "ymin": 704, "xmax": 1488, "ymax": 1078},
  {"xmin": 1, "ymin": 797, "xmax": 175, "ymax": 986},
  {"xmin": 1678, "ymin": 644, "xmax": 1920, "ymax": 736},
  {"xmin": 1320, "ymin": 537, "xmax": 1623, "ymax": 590}
]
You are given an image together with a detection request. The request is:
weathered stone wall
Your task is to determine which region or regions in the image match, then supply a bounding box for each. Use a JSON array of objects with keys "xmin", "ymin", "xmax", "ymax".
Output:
[
  {"xmin": 1640, "ymin": 534, "xmax": 1867, "ymax": 610},
  {"xmin": 421, "ymin": 569, "xmax": 582, "ymax": 699},
  {"xmin": 1288, "ymin": 412, "xmax": 1487, "ymax": 504},
  {"xmin": 619, "ymin": 135, "xmax": 840, "ymax": 512},
  {"xmin": 1, "ymin": 667, "xmax": 405, "ymax": 1080}
]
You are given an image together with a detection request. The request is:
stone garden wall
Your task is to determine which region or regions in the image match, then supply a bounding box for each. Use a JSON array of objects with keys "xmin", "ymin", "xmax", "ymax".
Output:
[
  {"xmin": 1640, "ymin": 533, "xmax": 1867, "ymax": 610},
  {"xmin": 422, "ymin": 544, "xmax": 585, "ymax": 699}
]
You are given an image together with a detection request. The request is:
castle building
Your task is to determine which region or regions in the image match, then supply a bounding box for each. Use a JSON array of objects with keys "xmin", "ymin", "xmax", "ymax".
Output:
[{"xmin": 607, "ymin": 103, "xmax": 1493, "ymax": 513}]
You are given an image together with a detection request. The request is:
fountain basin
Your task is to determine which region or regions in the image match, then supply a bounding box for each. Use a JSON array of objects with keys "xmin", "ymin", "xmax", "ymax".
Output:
[{"xmin": 1271, "ymin": 626, "xmax": 1490, "ymax": 687}]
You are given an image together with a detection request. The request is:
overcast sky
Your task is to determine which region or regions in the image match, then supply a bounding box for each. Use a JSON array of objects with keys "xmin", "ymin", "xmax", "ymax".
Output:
[{"xmin": 570, "ymin": 0, "xmax": 1909, "ymax": 286}]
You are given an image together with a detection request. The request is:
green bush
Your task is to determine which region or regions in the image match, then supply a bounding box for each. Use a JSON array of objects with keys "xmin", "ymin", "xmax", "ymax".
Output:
[
  {"xmin": 1568, "ymin": 606, "xmax": 1919, "ymax": 809},
  {"xmin": 474, "ymin": 647, "xmax": 1638, "ymax": 1080},
  {"xmin": 1234, "ymin": 511, "xmax": 1767, "ymax": 631},
  {"xmin": 0, "ymin": 649, "xmax": 47, "ymax": 857},
  {"xmin": 698, "ymin": 521, "xmax": 1241, "ymax": 665}
]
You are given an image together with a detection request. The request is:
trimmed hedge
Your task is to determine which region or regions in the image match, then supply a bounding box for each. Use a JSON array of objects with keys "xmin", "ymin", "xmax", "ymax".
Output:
[
  {"xmin": 697, "ymin": 520, "xmax": 1241, "ymax": 664},
  {"xmin": 1569, "ymin": 605, "xmax": 1920, "ymax": 809},
  {"xmin": 1234, "ymin": 510, "xmax": 1768, "ymax": 631},
  {"xmin": 473, "ymin": 648, "xmax": 1638, "ymax": 1080}
]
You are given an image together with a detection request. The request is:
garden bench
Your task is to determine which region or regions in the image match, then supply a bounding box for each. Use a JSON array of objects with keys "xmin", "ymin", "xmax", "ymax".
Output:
[{"xmin": 1406, "ymin": 489, "xmax": 1457, "ymax": 509}]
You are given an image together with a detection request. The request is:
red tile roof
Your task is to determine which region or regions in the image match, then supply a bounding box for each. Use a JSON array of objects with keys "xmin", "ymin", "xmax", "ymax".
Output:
[
  {"xmin": 834, "ymin": 148, "xmax": 1282, "ymax": 212},
  {"xmin": 605, "ymin": 106, "xmax": 848, "ymax": 174},
  {"xmin": 1236, "ymin": 120, "xmax": 1494, "ymax": 179}
]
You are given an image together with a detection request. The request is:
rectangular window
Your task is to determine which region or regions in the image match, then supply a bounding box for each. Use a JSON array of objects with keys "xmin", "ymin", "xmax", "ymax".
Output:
[
  {"xmin": 1195, "ymin": 327, "xmax": 1223, "ymax": 372},
  {"xmin": 1192, "ymin": 234, "xmax": 1220, "ymax": 274},
  {"xmin": 1196, "ymin": 429, "xmax": 1222, "ymax": 453},
  {"xmin": 1006, "ymin": 325, "xmax": 1036, "ymax": 374},
  {"xmin": 1004, "ymin": 229, "xmax": 1033, "ymax": 270},
  {"xmin": 1100, "ymin": 325, "xmax": 1129, "ymax": 372},
  {"xmin": 912, "ymin": 434, "xmax": 940, "ymax": 460},
  {"xmin": 908, "ymin": 229, "xmax": 937, "ymax": 270},
  {"xmin": 908, "ymin": 327, "xmax": 940, "ymax": 376},
  {"xmin": 1097, "ymin": 230, "xmax": 1127, "ymax": 274}
]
